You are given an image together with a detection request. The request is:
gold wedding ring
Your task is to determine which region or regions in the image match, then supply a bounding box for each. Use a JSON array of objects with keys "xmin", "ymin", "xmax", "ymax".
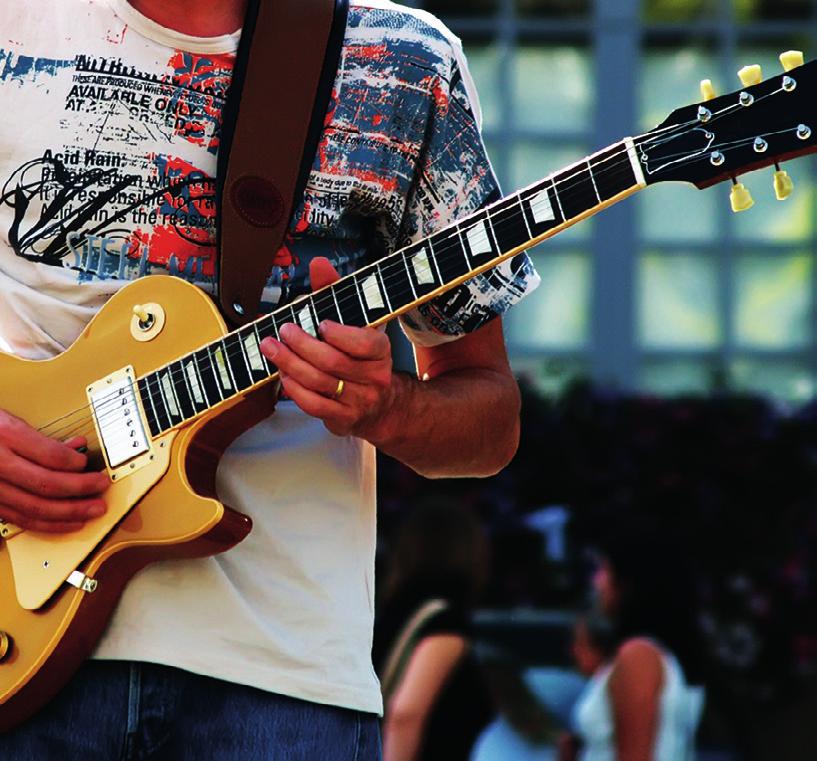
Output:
[{"xmin": 333, "ymin": 378, "xmax": 345, "ymax": 400}]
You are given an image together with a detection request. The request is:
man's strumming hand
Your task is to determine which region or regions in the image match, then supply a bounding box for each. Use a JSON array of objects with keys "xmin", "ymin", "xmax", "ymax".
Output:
[{"xmin": 0, "ymin": 411, "xmax": 109, "ymax": 533}]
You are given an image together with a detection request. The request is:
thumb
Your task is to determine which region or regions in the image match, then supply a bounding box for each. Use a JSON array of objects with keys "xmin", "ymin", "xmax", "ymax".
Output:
[{"xmin": 309, "ymin": 256, "xmax": 341, "ymax": 292}]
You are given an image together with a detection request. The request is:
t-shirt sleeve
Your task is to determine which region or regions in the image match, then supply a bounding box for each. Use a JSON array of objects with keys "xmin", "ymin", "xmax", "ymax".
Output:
[
  {"xmin": 398, "ymin": 37, "xmax": 540, "ymax": 347},
  {"xmin": 418, "ymin": 605, "xmax": 473, "ymax": 639}
]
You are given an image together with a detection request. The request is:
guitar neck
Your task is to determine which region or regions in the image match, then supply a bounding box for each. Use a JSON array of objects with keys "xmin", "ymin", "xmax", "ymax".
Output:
[{"xmin": 137, "ymin": 138, "xmax": 647, "ymax": 436}]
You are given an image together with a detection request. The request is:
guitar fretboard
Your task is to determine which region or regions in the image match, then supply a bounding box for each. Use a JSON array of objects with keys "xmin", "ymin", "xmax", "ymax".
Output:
[{"xmin": 137, "ymin": 139, "xmax": 645, "ymax": 436}]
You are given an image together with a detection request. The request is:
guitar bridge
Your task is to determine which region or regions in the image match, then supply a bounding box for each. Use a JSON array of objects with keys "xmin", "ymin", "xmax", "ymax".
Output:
[{"xmin": 87, "ymin": 366, "xmax": 154, "ymax": 480}]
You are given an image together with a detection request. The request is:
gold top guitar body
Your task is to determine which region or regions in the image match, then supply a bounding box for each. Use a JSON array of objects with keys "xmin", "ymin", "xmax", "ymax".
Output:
[{"xmin": 0, "ymin": 277, "xmax": 261, "ymax": 731}]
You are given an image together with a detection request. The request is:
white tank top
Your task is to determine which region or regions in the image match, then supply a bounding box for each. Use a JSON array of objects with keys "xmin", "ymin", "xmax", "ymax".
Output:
[{"xmin": 572, "ymin": 645, "xmax": 705, "ymax": 761}]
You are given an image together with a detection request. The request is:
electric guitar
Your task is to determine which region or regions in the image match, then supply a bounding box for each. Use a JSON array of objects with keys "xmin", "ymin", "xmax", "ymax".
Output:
[{"xmin": 1, "ymin": 51, "xmax": 815, "ymax": 731}]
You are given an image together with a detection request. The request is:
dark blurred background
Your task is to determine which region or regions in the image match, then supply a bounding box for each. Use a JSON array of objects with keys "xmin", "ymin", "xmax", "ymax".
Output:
[{"xmin": 378, "ymin": 1, "xmax": 817, "ymax": 759}]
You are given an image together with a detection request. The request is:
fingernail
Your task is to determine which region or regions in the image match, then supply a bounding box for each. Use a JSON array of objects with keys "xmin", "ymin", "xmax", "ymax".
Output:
[
  {"xmin": 263, "ymin": 339, "xmax": 279, "ymax": 359},
  {"xmin": 87, "ymin": 503, "xmax": 106, "ymax": 517},
  {"xmin": 280, "ymin": 323, "xmax": 294, "ymax": 340},
  {"xmin": 319, "ymin": 321, "xmax": 329, "ymax": 335}
]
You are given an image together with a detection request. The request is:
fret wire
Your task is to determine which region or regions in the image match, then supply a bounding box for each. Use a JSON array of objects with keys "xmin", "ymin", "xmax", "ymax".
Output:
[
  {"xmin": 149, "ymin": 374, "xmax": 171, "ymax": 426},
  {"xmin": 352, "ymin": 276, "xmax": 367, "ymax": 318},
  {"xmin": 178, "ymin": 358, "xmax": 196, "ymax": 405},
  {"xmin": 484, "ymin": 211, "xmax": 500, "ymax": 254},
  {"xmin": 515, "ymin": 195, "xmax": 533, "ymax": 238},
  {"xmin": 253, "ymin": 322, "xmax": 273, "ymax": 373},
  {"xmin": 141, "ymin": 377, "xmax": 160, "ymax": 431},
  {"xmin": 235, "ymin": 331, "xmax": 253, "ymax": 379},
  {"xmin": 456, "ymin": 222, "xmax": 473, "ymax": 268},
  {"xmin": 308, "ymin": 299, "xmax": 320, "ymax": 334},
  {"xmin": 190, "ymin": 352, "xmax": 208, "ymax": 405},
  {"xmin": 550, "ymin": 177, "xmax": 566, "ymax": 220},
  {"xmin": 197, "ymin": 350, "xmax": 223, "ymax": 404},
  {"xmin": 586, "ymin": 159, "xmax": 601, "ymax": 203},
  {"xmin": 330, "ymin": 283, "xmax": 343, "ymax": 324},
  {"xmin": 401, "ymin": 250, "xmax": 418, "ymax": 300},
  {"xmin": 163, "ymin": 367, "xmax": 183, "ymax": 421},
  {"xmin": 427, "ymin": 237, "xmax": 443, "ymax": 283},
  {"xmin": 220, "ymin": 338, "xmax": 239, "ymax": 394},
  {"xmin": 375, "ymin": 267, "xmax": 393, "ymax": 312}
]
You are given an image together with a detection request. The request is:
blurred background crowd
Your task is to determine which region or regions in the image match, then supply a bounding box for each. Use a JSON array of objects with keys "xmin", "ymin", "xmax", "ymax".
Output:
[{"xmin": 373, "ymin": 1, "xmax": 817, "ymax": 759}]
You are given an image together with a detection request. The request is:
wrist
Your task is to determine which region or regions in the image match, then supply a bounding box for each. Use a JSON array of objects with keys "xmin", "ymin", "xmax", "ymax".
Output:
[{"xmin": 361, "ymin": 371, "xmax": 415, "ymax": 450}]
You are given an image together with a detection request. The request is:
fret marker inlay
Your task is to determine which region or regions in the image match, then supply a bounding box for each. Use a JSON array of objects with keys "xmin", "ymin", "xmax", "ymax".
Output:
[
  {"xmin": 411, "ymin": 248, "xmax": 435, "ymax": 285},
  {"xmin": 529, "ymin": 190, "xmax": 555, "ymax": 224},
  {"xmin": 361, "ymin": 275, "xmax": 384, "ymax": 311},
  {"xmin": 297, "ymin": 306, "xmax": 316, "ymax": 336},
  {"xmin": 185, "ymin": 361, "xmax": 204, "ymax": 404},
  {"xmin": 243, "ymin": 333, "xmax": 265, "ymax": 372},
  {"xmin": 466, "ymin": 221, "xmax": 492, "ymax": 255},
  {"xmin": 214, "ymin": 347, "xmax": 233, "ymax": 390},
  {"xmin": 161, "ymin": 372, "xmax": 180, "ymax": 417}
]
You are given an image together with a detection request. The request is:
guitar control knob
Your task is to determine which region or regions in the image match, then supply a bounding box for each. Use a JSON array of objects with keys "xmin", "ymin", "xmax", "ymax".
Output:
[
  {"xmin": 780, "ymin": 50, "xmax": 804, "ymax": 72},
  {"xmin": 0, "ymin": 631, "xmax": 12, "ymax": 662}
]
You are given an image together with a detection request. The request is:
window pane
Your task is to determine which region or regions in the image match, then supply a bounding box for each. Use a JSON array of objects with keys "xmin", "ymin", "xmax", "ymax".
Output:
[
  {"xmin": 463, "ymin": 42, "xmax": 502, "ymax": 132},
  {"xmin": 514, "ymin": 45, "xmax": 591, "ymax": 131},
  {"xmin": 639, "ymin": 254, "xmax": 721, "ymax": 347},
  {"xmin": 639, "ymin": 182, "xmax": 717, "ymax": 242},
  {"xmin": 509, "ymin": 144, "xmax": 592, "ymax": 240},
  {"xmin": 731, "ymin": 359, "xmax": 814, "ymax": 401},
  {"xmin": 640, "ymin": 358, "xmax": 718, "ymax": 395},
  {"xmin": 734, "ymin": 255, "xmax": 811, "ymax": 349},
  {"xmin": 640, "ymin": 47, "xmax": 717, "ymax": 133},
  {"xmin": 517, "ymin": 0, "xmax": 591, "ymax": 17},
  {"xmin": 506, "ymin": 253, "xmax": 590, "ymax": 349},
  {"xmin": 642, "ymin": 0, "xmax": 718, "ymax": 21}
]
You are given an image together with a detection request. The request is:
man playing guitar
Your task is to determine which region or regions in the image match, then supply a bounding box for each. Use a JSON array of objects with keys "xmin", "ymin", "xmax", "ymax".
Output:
[{"xmin": 0, "ymin": 0, "xmax": 538, "ymax": 756}]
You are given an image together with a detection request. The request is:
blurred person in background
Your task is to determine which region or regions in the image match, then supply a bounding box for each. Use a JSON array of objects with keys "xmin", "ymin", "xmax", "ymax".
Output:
[
  {"xmin": 569, "ymin": 527, "xmax": 706, "ymax": 761},
  {"xmin": 559, "ymin": 613, "xmax": 617, "ymax": 761},
  {"xmin": 373, "ymin": 501, "xmax": 495, "ymax": 761}
]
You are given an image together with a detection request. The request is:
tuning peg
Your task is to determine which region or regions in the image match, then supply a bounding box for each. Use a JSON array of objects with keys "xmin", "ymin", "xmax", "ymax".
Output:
[
  {"xmin": 780, "ymin": 50, "xmax": 804, "ymax": 72},
  {"xmin": 700, "ymin": 79, "xmax": 716, "ymax": 101},
  {"xmin": 774, "ymin": 167, "xmax": 794, "ymax": 201},
  {"xmin": 730, "ymin": 180, "xmax": 755, "ymax": 213},
  {"xmin": 738, "ymin": 64, "xmax": 763, "ymax": 87}
]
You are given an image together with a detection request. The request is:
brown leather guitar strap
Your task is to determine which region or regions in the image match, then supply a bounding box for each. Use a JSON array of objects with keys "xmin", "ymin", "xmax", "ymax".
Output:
[{"xmin": 216, "ymin": 0, "xmax": 349, "ymax": 326}]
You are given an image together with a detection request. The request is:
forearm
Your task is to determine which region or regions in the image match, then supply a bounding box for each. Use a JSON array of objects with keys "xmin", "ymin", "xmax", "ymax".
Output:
[
  {"xmin": 365, "ymin": 366, "xmax": 521, "ymax": 479},
  {"xmin": 382, "ymin": 714, "xmax": 424, "ymax": 761}
]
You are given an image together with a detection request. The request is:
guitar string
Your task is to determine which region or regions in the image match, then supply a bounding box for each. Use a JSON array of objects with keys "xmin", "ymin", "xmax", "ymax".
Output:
[
  {"xmin": 41, "ymin": 143, "xmax": 651, "ymax": 441},
  {"xmin": 38, "ymin": 126, "xmax": 789, "ymax": 440},
  {"xmin": 43, "ymin": 126, "xmax": 782, "ymax": 443},
  {"xmin": 39, "ymin": 130, "xmax": 775, "ymax": 443}
]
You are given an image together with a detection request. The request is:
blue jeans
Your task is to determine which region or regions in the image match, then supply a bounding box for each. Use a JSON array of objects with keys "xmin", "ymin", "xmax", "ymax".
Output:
[{"xmin": 0, "ymin": 660, "xmax": 382, "ymax": 760}]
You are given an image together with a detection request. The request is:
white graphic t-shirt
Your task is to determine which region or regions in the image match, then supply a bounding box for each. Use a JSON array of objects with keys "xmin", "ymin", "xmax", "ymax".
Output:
[{"xmin": 0, "ymin": 0, "xmax": 539, "ymax": 713}]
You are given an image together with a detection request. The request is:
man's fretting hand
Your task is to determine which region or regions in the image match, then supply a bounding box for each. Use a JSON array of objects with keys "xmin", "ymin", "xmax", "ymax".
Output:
[
  {"xmin": 0, "ymin": 411, "xmax": 109, "ymax": 533},
  {"xmin": 260, "ymin": 258, "xmax": 397, "ymax": 439}
]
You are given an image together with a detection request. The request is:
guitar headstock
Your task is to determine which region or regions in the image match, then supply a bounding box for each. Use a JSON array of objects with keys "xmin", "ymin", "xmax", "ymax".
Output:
[{"xmin": 635, "ymin": 51, "xmax": 817, "ymax": 212}]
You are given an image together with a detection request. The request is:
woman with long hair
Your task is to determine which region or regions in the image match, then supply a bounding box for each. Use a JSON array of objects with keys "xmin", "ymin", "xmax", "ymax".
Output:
[
  {"xmin": 571, "ymin": 526, "xmax": 706, "ymax": 761},
  {"xmin": 373, "ymin": 500, "xmax": 494, "ymax": 761}
]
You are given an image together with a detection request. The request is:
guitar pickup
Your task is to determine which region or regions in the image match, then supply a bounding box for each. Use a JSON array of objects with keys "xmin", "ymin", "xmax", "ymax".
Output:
[{"xmin": 87, "ymin": 366, "xmax": 154, "ymax": 480}]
